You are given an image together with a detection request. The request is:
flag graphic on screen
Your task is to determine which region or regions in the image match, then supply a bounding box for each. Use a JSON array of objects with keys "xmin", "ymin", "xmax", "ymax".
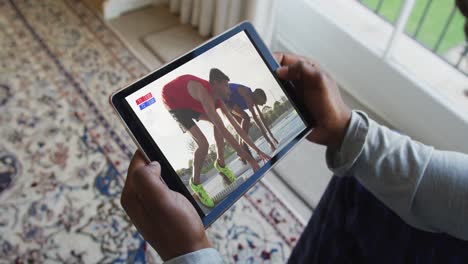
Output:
[{"xmin": 136, "ymin": 92, "xmax": 156, "ymax": 110}]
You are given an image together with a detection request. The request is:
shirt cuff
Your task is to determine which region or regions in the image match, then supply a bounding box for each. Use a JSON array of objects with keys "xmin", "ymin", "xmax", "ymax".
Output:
[
  {"xmin": 326, "ymin": 110, "xmax": 369, "ymax": 176},
  {"xmin": 164, "ymin": 248, "xmax": 223, "ymax": 264}
]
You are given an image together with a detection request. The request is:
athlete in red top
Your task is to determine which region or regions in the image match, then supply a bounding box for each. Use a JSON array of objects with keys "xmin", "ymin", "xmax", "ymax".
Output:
[
  {"xmin": 162, "ymin": 74, "xmax": 222, "ymax": 113},
  {"xmin": 161, "ymin": 69, "xmax": 270, "ymax": 208}
]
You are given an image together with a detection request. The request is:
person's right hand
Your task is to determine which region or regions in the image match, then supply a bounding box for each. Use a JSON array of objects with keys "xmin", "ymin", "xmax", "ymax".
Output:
[
  {"xmin": 274, "ymin": 52, "xmax": 352, "ymax": 152},
  {"xmin": 121, "ymin": 151, "xmax": 211, "ymax": 261}
]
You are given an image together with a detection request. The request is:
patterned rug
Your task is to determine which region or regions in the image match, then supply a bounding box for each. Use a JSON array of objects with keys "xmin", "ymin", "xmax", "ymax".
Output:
[{"xmin": 0, "ymin": 0, "xmax": 304, "ymax": 262}]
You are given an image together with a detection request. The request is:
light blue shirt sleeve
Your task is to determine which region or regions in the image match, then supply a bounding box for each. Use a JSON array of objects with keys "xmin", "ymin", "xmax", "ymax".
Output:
[
  {"xmin": 327, "ymin": 110, "xmax": 468, "ymax": 241},
  {"xmin": 165, "ymin": 110, "xmax": 468, "ymax": 263},
  {"xmin": 164, "ymin": 248, "xmax": 223, "ymax": 264}
]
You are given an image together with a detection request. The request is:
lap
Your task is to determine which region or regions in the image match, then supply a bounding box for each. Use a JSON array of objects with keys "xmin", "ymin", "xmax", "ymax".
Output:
[{"xmin": 288, "ymin": 176, "xmax": 468, "ymax": 264}]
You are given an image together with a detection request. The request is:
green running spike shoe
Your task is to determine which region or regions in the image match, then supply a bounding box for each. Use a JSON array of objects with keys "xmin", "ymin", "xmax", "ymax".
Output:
[
  {"xmin": 189, "ymin": 178, "xmax": 214, "ymax": 208},
  {"xmin": 214, "ymin": 160, "xmax": 236, "ymax": 183}
]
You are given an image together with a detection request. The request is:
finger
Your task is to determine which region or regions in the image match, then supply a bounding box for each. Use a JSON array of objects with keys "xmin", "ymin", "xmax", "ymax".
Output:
[
  {"xmin": 275, "ymin": 53, "xmax": 323, "ymax": 72},
  {"xmin": 121, "ymin": 180, "xmax": 159, "ymax": 242},
  {"xmin": 273, "ymin": 52, "xmax": 283, "ymax": 63},
  {"xmin": 121, "ymin": 161, "xmax": 164, "ymax": 240},
  {"xmin": 276, "ymin": 60, "xmax": 306, "ymax": 80},
  {"xmin": 122, "ymin": 151, "xmax": 144, "ymax": 212},
  {"xmin": 128, "ymin": 150, "xmax": 148, "ymax": 176},
  {"xmin": 275, "ymin": 52, "xmax": 300, "ymax": 67},
  {"xmin": 274, "ymin": 53, "xmax": 314, "ymax": 66},
  {"xmin": 130, "ymin": 160, "xmax": 171, "ymax": 207},
  {"xmin": 276, "ymin": 60, "xmax": 321, "ymax": 83}
]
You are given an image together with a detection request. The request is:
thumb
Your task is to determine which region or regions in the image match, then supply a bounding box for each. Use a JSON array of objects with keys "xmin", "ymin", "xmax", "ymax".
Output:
[
  {"xmin": 131, "ymin": 161, "xmax": 171, "ymax": 204},
  {"xmin": 276, "ymin": 60, "xmax": 321, "ymax": 84}
]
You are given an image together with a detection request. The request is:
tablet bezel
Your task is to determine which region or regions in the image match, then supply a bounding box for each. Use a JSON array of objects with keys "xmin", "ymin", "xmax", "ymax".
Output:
[{"xmin": 110, "ymin": 21, "xmax": 313, "ymax": 227}]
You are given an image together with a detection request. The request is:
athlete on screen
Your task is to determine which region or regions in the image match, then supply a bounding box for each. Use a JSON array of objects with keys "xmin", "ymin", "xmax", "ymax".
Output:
[
  {"xmin": 223, "ymin": 83, "xmax": 279, "ymax": 163},
  {"xmin": 161, "ymin": 69, "xmax": 270, "ymax": 207}
]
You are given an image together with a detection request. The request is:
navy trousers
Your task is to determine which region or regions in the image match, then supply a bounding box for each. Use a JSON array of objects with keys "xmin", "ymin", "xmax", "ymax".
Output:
[{"xmin": 288, "ymin": 176, "xmax": 468, "ymax": 264}]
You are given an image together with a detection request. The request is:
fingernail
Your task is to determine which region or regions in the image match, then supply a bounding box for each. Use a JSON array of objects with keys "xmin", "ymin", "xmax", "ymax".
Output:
[
  {"xmin": 148, "ymin": 161, "xmax": 161, "ymax": 171},
  {"xmin": 149, "ymin": 161, "xmax": 160, "ymax": 167},
  {"xmin": 277, "ymin": 67, "xmax": 287, "ymax": 76}
]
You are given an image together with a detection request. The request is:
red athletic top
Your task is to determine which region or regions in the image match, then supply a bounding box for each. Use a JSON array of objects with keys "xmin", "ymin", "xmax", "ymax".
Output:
[{"xmin": 161, "ymin": 74, "xmax": 221, "ymax": 113}]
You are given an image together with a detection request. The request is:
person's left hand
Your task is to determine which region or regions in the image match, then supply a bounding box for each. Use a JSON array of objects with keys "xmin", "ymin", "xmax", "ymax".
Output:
[{"xmin": 121, "ymin": 151, "xmax": 211, "ymax": 261}]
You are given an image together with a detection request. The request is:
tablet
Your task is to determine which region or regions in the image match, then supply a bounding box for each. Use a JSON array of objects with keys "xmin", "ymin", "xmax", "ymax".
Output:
[{"xmin": 110, "ymin": 21, "xmax": 312, "ymax": 227}]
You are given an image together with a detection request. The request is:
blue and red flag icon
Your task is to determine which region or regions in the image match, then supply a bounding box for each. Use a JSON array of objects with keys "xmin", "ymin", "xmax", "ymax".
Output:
[{"xmin": 136, "ymin": 92, "xmax": 155, "ymax": 110}]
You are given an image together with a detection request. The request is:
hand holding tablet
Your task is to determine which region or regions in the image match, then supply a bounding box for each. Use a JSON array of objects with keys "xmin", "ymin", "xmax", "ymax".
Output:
[
  {"xmin": 122, "ymin": 151, "xmax": 211, "ymax": 261},
  {"xmin": 273, "ymin": 53, "xmax": 351, "ymax": 152}
]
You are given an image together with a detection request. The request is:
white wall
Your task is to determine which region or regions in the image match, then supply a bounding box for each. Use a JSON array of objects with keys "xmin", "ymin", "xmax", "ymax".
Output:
[
  {"xmin": 273, "ymin": 0, "xmax": 468, "ymax": 154},
  {"xmin": 103, "ymin": 0, "xmax": 167, "ymax": 19}
]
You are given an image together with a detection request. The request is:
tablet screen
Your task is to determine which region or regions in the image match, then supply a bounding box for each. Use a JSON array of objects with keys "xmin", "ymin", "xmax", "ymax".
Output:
[{"xmin": 124, "ymin": 31, "xmax": 306, "ymax": 214}]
